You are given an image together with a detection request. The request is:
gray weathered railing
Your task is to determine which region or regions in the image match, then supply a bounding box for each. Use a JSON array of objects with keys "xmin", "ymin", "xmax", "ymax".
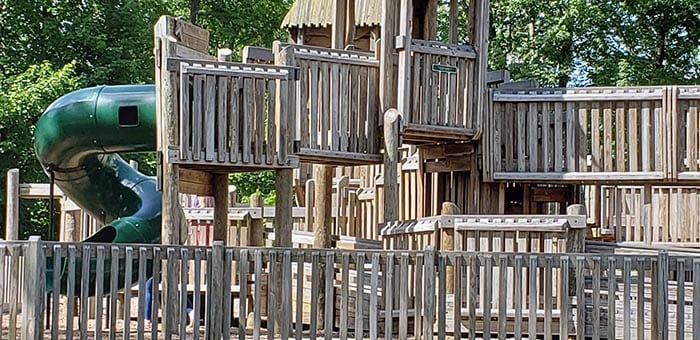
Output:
[
  {"xmin": 4, "ymin": 237, "xmax": 700, "ymax": 339},
  {"xmin": 397, "ymin": 37, "xmax": 479, "ymax": 143},
  {"xmin": 486, "ymin": 85, "xmax": 700, "ymax": 184},
  {"xmin": 274, "ymin": 43, "xmax": 382, "ymax": 165},
  {"xmin": 165, "ymin": 57, "xmax": 299, "ymax": 170}
]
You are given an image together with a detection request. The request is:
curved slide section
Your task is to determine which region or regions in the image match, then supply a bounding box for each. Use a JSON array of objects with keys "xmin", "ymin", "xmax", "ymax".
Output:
[{"xmin": 35, "ymin": 85, "xmax": 160, "ymax": 294}]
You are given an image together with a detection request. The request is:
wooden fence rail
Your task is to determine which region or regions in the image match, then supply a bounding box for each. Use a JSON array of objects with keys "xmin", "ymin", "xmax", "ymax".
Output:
[
  {"xmin": 275, "ymin": 43, "xmax": 382, "ymax": 165},
  {"xmin": 165, "ymin": 57, "xmax": 299, "ymax": 170},
  {"xmin": 5, "ymin": 237, "xmax": 700, "ymax": 339},
  {"xmin": 487, "ymin": 86, "xmax": 700, "ymax": 184},
  {"xmin": 397, "ymin": 37, "xmax": 479, "ymax": 143}
]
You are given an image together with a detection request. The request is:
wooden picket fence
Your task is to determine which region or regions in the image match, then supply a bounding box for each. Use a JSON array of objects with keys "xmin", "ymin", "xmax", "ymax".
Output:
[
  {"xmin": 486, "ymin": 86, "xmax": 700, "ymax": 183},
  {"xmin": 4, "ymin": 237, "xmax": 700, "ymax": 340}
]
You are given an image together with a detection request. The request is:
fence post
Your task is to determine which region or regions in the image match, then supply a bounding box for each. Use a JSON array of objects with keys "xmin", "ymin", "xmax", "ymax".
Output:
[
  {"xmin": 208, "ymin": 241, "xmax": 224, "ymax": 339},
  {"xmin": 656, "ymin": 250, "xmax": 669, "ymax": 340},
  {"xmin": 423, "ymin": 245, "xmax": 436, "ymax": 338},
  {"xmin": 21, "ymin": 236, "xmax": 45, "ymax": 340}
]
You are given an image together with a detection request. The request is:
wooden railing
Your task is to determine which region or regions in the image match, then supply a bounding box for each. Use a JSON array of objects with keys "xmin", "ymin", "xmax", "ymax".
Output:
[
  {"xmin": 275, "ymin": 43, "xmax": 382, "ymax": 165},
  {"xmin": 487, "ymin": 87, "xmax": 670, "ymax": 182},
  {"xmin": 397, "ymin": 37, "xmax": 479, "ymax": 142},
  {"xmin": 167, "ymin": 58, "xmax": 299, "ymax": 169},
  {"xmin": 9, "ymin": 237, "xmax": 700, "ymax": 339},
  {"xmin": 487, "ymin": 86, "xmax": 700, "ymax": 183},
  {"xmin": 597, "ymin": 185, "xmax": 700, "ymax": 246},
  {"xmin": 674, "ymin": 86, "xmax": 700, "ymax": 180}
]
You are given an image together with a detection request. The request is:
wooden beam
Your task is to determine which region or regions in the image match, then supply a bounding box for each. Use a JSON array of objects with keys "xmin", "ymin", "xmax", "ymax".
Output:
[
  {"xmin": 425, "ymin": 157, "xmax": 472, "ymax": 173},
  {"xmin": 384, "ymin": 109, "xmax": 401, "ymax": 222},
  {"xmin": 441, "ymin": 202, "xmax": 459, "ymax": 293},
  {"xmin": 5, "ymin": 169, "xmax": 18, "ymax": 240},
  {"xmin": 332, "ymin": 0, "xmax": 347, "ymax": 49},
  {"xmin": 449, "ymin": 0, "xmax": 458, "ymax": 43},
  {"xmin": 212, "ymin": 174, "xmax": 229, "ymax": 242},
  {"xmin": 178, "ymin": 168, "xmax": 213, "ymax": 196},
  {"xmin": 249, "ymin": 193, "xmax": 264, "ymax": 247},
  {"xmin": 380, "ymin": 0, "xmax": 399, "ymax": 112},
  {"xmin": 421, "ymin": 143, "xmax": 474, "ymax": 160},
  {"xmin": 275, "ymin": 169, "xmax": 294, "ymax": 248},
  {"xmin": 345, "ymin": 0, "xmax": 356, "ymax": 47}
]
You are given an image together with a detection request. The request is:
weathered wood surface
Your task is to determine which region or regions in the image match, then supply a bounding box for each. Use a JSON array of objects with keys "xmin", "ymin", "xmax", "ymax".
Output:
[
  {"xmin": 8, "ymin": 239, "xmax": 700, "ymax": 339},
  {"xmin": 275, "ymin": 43, "xmax": 381, "ymax": 165},
  {"xmin": 171, "ymin": 57, "xmax": 299, "ymax": 170},
  {"xmin": 488, "ymin": 86, "xmax": 700, "ymax": 184},
  {"xmin": 396, "ymin": 36, "xmax": 479, "ymax": 143}
]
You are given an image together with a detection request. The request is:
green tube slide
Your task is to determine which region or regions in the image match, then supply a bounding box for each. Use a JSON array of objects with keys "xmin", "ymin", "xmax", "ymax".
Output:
[{"xmin": 35, "ymin": 85, "xmax": 160, "ymax": 295}]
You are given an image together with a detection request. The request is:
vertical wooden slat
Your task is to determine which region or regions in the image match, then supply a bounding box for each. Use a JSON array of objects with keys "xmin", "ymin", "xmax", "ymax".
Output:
[
  {"xmin": 320, "ymin": 63, "xmax": 330, "ymax": 150},
  {"xmin": 676, "ymin": 258, "xmax": 685, "ymax": 340},
  {"xmin": 239, "ymin": 250, "xmax": 249, "ymax": 340},
  {"xmin": 310, "ymin": 61, "xmax": 319, "ymax": 149},
  {"xmin": 693, "ymin": 259, "xmax": 700, "ymax": 340},
  {"xmin": 66, "ymin": 246, "xmax": 77, "ymax": 340},
  {"xmin": 254, "ymin": 78, "xmax": 265, "ymax": 164},
  {"xmin": 628, "ymin": 101, "xmax": 639, "ymax": 171},
  {"xmin": 542, "ymin": 101, "xmax": 550, "ymax": 171},
  {"xmin": 608, "ymin": 257, "xmax": 616, "ymax": 340},
  {"xmin": 205, "ymin": 75, "xmax": 216, "ymax": 161},
  {"xmin": 592, "ymin": 257, "xmax": 601, "ymax": 340},
  {"xmin": 253, "ymin": 250, "xmax": 263, "ymax": 340},
  {"xmin": 355, "ymin": 253, "xmax": 365, "ymax": 340},
  {"xmin": 414, "ymin": 252, "xmax": 424, "ymax": 340},
  {"xmin": 641, "ymin": 101, "xmax": 651, "ymax": 172},
  {"xmin": 591, "ymin": 101, "xmax": 601, "ymax": 172},
  {"xmin": 554, "ymin": 102, "xmax": 564, "ymax": 171},
  {"xmin": 310, "ymin": 251, "xmax": 320, "ymax": 340},
  {"xmin": 217, "ymin": 76, "xmax": 229, "ymax": 162},
  {"xmin": 399, "ymin": 254, "xmax": 409, "ymax": 340},
  {"xmin": 138, "ymin": 247, "xmax": 149, "ymax": 339},
  {"xmin": 150, "ymin": 247, "xmax": 161, "ymax": 340},
  {"xmin": 498, "ymin": 255, "xmax": 507, "ymax": 340},
  {"xmin": 603, "ymin": 101, "xmax": 613, "ymax": 172},
  {"xmin": 528, "ymin": 255, "xmax": 537, "ymax": 340},
  {"xmin": 576, "ymin": 257, "xmax": 585, "ymax": 340},
  {"xmin": 299, "ymin": 61, "xmax": 310, "ymax": 149},
  {"xmin": 438, "ymin": 254, "xmax": 447, "ymax": 340},
  {"xmin": 566, "ymin": 102, "xmax": 576, "ymax": 171},
  {"xmin": 518, "ymin": 103, "xmax": 527, "ymax": 171},
  {"xmin": 52, "ymin": 245, "xmax": 63, "ymax": 339},
  {"xmin": 80, "ymin": 246, "xmax": 90, "ymax": 340},
  {"xmin": 544, "ymin": 256, "xmax": 553, "ymax": 340},
  {"xmin": 369, "ymin": 253, "xmax": 380, "ymax": 340},
  {"xmin": 229, "ymin": 78, "xmax": 240, "ymax": 163},
  {"xmin": 504, "ymin": 102, "xmax": 514, "ymax": 171},
  {"xmin": 358, "ymin": 67, "xmax": 368, "ymax": 153},
  {"xmin": 616, "ymin": 101, "xmax": 626, "ymax": 171},
  {"xmin": 384, "ymin": 253, "xmax": 394, "ymax": 339},
  {"xmin": 528, "ymin": 100, "xmax": 539, "ymax": 171},
  {"xmin": 560, "ymin": 256, "xmax": 569, "ymax": 340},
  {"xmin": 623, "ymin": 257, "xmax": 632, "ymax": 340},
  {"xmin": 637, "ymin": 258, "xmax": 645, "ymax": 340},
  {"xmin": 296, "ymin": 252, "xmax": 305, "ymax": 340},
  {"xmin": 0, "ymin": 245, "xmax": 5, "ymax": 335},
  {"xmin": 514, "ymin": 255, "xmax": 523, "ymax": 340},
  {"xmin": 192, "ymin": 74, "xmax": 203, "ymax": 161},
  {"xmin": 180, "ymin": 69, "xmax": 191, "ymax": 160},
  {"xmin": 578, "ymin": 102, "xmax": 589, "ymax": 172},
  {"xmin": 340, "ymin": 253, "xmax": 350, "ymax": 340},
  {"xmin": 242, "ymin": 77, "xmax": 253, "ymax": 163},
  {"xmin": 267, "ymin": 251, "xmax": 277, "ymax": 340},
  {"xmin": 267, "ymin": 80, "xmax": 277, "ymax": 165},
  {"xmin": 324, "ymin": 252, "xmax": 334, "ymax": 340},
  {"xmin": 122, "ymin": 247, "xmax": 133, "ymax": 339},
  {"xmin": 282, "ymin": 251, "xmax": 293, "ymax": 339},
  {"xmin": 194, "ymin": 248, "xmax": 203, "ymax": 340}
]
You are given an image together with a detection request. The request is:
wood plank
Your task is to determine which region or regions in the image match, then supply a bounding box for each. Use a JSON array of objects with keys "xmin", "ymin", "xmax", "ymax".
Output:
[
  {"xmin": 616, "ymin": 101, "xmax": 626, "ymax": 171},
  {"xmin": 517, "ymin": 103, "xmax": 527, "ymax": 172},
  {"xmin": 205, "ymin": 75, "xmax": 216, "ymax": 161},
  {"xmin": 554, "ymin": 102, "xmax": 563, "ymax": 171},
  {"xmin": 542, "ymin": 101, "xmax": 550, "ymax": 172},
  {"xmin": 267, "ymin": 79, "xmax": 277, "ymax": 165},
  {"xmin": 358, "ymin": 66, "xmax": 369, "ymax": 153},
  {"xmin": 310, "ymin": 61, "xmax": 319, "ymax": 149},
  {"xmin": 370, "ymin": 253, "xmax": 380, "ymax": 340},
  {"xmin": 321, "ymin": 63, "xmax": 330, "ymax": 150},
  {"xmin": 217, "ymin": 76, "xmax": 229, "ymax": 162},
  {"xmin": 192, "ymin": 75, "xmax": 204, "ymax": 161},
  {"xmin": 242, "ymin": 78, "xmax": 252, "ymax": 163},
  {"xmin": 641, "ymin": 101, "xmax": 651, "ymax": 172},
  {"xmin": 603, "ymin": 101, "xmax": 613, "ymax": 172},
  {"xmin": 578, "ymin": 102, "xmax": 589, "ymax": 172},
  {"xmin": 254, "ymin": 78, "xmax": 265, "ymax": 164},
  {"xmin": 331, "ymin": 63, "xmax": 342, "ymax": 151}
]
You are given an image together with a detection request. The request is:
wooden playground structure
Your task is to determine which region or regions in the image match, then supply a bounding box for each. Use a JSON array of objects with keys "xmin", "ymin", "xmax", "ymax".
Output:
[{"xmin": 4, "ymin": 0, "xmax": 700, "ymax": 339}]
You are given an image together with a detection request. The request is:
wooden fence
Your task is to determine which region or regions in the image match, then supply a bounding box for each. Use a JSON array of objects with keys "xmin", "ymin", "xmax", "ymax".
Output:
[
  {"xmin": 597, "ymin": 185, "xmax": 700, "ymax": 246},
  {"xmin": 167, "ymin": 57, "xmax": 299, "ymax": 169},
  {"xmin": 5, "ymin": 237, "xmax": 700, "ymax": 340},
  {"xmin": 487, "ymin": 86, "xmax": 700, "ymax": 184},
  {"xmin": 275, "ymin": 43, "xmax": 382, "ymax": 165},
  {"xmin": 397, "ymin": 37, "xmax": 479, "ymax": 143}
]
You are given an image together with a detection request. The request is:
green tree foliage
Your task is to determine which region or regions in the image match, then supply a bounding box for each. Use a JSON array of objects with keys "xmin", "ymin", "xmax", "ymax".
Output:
[
  {"xmin": 230, "ymin": 171, "xmax": 277, "ymax": 204},
  {"xmin": 489, "ymin": 0, "xmax": 700, "ymax": 86},
  {"xmin": 0, "ymin": 62, "xmax": 81, "ymax": 238}
]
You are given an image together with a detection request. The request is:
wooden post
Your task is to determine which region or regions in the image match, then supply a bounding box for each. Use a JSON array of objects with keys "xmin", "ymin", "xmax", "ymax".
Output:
[
  {"xmin": 384, "ymin": 109, "xmax": 401, "ymax": 222},
  {"xmin": 472, "ymin": 0, "xmax": 490, "ymax": 131},
  {"xmin": 396, "ymin": 0, "xmax": 413, "ymax": 119},
  {"xmin": 21, "ymin": 236, "xmax": 45, "ymax": 340},
  {"xmin": 305, "ymin": 179, "xmax": 315, "ymax": 232},
  {"xmin": 448, "ymin": 0, "xmax": 458, "ymax": 43},
  {"xmin": 212, "ymin": 174, "xmax": 229, "ymax": 242},
  {"xmin": 441, "ymin": 202, "xmax": 458, "ymax": 293},
  {"xmin": 380, "ymin": 0, "xmax": 399, "ymax": 112},
  {"xmin": 332, "ymin": 0, "xmax": 347, "ymax": 49},
  {"xmin": 567, "ymin": 204, "xmax": 587, "ymax": 253},
  {"xmin": 155, "ymin": 16, "xmax": 183, "ymax": 335},
  {"xmin": 249, "ymin": 193, "xmax": 264, "ymax": 247},
  {"xmin": 345, "ymin": 0, "xmax": 356, "ymax": 48},
  {"xmin": 275, "ymin": 169, "xmax": 294, "ymax": 248},
  {"xmin": 5, "ymin": 169, "xmax": 19, "ymax": 240}
]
